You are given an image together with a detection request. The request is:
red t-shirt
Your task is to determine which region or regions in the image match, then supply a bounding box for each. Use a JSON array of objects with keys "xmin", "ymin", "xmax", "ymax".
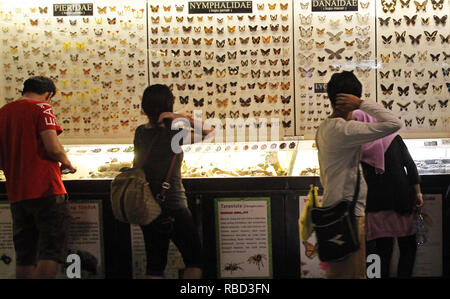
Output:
[{"xmin": 0, "ymin": 99, "xmax": 66, "ymax": 203}]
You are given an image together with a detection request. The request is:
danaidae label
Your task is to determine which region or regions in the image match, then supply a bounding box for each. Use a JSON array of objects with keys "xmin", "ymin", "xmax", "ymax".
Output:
[
  {"xmin": 312, "ymin": 0, "xmax": 358, "ymax": 12},
  {"xmin": 53, "ymin": 3, "xmax": 93, "ymax": 16},
  {"xmin": 188, "ymin": 1, "xmax": 253, "ymax": 14}
]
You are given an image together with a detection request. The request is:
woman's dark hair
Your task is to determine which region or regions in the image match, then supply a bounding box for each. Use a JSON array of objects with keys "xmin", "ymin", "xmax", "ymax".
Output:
[
  {"xmin": 141, "ymin": 84, "xmax": 174, "ymax": 127},
  {"xmin": 326, "ymin": 71, "xmax": 362, "ymax": 108},
  {"xmin": 22, "ymin": 76, "xmax": 56, "ymax": 96}
]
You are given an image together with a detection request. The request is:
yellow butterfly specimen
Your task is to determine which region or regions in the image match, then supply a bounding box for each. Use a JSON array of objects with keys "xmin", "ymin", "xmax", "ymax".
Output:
[
  {"xmin": 381, "ymin": 0, "xmax": 397, "ymax": 13},
  {"xmin": 414, "ymin": 0, "xmax": 428, "ymax": 12},
  {"xmin": 381, "ymin": 54, "xmax": 390, "ymax": 63},
  {"xmin": 62, "ymin": 42, "xmax": 72, "ymax": 50},
  {"xmin": 97, "ymin": 6, "xmax": 107, "ymax": 14},
  {"xmin": 76, "ymin": 42, "xmax": 85, "ymax": 50}
]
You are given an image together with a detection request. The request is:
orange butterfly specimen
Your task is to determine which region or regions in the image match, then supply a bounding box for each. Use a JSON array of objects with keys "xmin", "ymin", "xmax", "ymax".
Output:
[
  {"xmin": 150, "ymin": 5, "xmax": 159, "ymax": 12},
  {"xmin": 30, "ymin": 19, "xmax": 38, "ymax": 26},
  {"xmin": 268, "ymin": 95, "xmax": 278, "ymax": 103},
  {"xmin": 316, "ymin": 41, "xmax": 325, "ymax": 48},
  {"xmin": 204, "ymin": 38, "xmax": 214, "ymax": 46},
  {"xmin": 216, "ymin": 98, "xmax": 229, "ymax": 108},
  {"xmin": 61, "ymin": 91, "xmax": 73, "ymax": 100},
  {"xmin": 204, "ymin": 26, "xmax": 213, "ymax": 34},
  {"xmin": 344, "ymin": 40, "xmax": 355, "ymax": 47},
  {"xmin": 228, "ymin": 26, "xmax": 236, "ymax": 33},
  {"xmin": 281, "ymin": 82, "xmax": 291, "ymax": 90}
]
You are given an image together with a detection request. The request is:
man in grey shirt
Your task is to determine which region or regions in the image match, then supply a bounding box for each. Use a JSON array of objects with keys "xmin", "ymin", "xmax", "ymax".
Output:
[{"xmin": 316, "ymin": 71, "xmax": 402, "ymax": 279}]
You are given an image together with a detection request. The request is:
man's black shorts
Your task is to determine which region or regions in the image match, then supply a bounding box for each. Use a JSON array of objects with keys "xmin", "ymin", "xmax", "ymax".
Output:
[{"xmin": 11, "ymin": 194, "xmax": 70, "ymax": 266}]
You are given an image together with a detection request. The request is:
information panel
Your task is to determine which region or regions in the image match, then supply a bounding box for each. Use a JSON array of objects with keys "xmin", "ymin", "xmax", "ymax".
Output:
[
  {"xmin": 0, "ymin": 200, "xmax": 104, "ymax": 279},
  {"xmin": 215, "ymin": 197, "xmax": 272, "ymax": 278}
]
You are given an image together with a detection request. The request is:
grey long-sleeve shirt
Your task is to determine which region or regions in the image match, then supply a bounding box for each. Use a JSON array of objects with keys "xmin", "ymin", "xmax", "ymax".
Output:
[{"xmin": 315, "ymin": 100, "xmax": 402, "ymax": 216}]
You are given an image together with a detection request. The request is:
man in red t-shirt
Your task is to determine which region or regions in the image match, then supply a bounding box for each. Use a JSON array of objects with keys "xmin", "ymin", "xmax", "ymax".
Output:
[{"xmin": 0, "ymin": 76, "xmax": 76, "ymax": 279}]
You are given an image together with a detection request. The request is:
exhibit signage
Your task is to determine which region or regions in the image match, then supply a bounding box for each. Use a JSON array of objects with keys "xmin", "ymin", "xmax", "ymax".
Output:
[
  {"xmin": 312, "ymin": 0, "xmax": 359, "ymax": 12},
  {"xmin": 189, "ymin": 1, "xmax": 253, "ymax": 14},
  {"xmin": 53, "ymin": 3, "xmax": 94, "ymax": 16},
  {"xmin": 215, "ymin": 197, "xmax": 272, "ymax": 278}
]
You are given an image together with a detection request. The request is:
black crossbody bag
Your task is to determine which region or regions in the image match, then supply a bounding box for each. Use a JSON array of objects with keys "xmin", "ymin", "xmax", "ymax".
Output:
[{"xmin": 311, "ymin": 167, "xmax": 361, "ymax": 262}]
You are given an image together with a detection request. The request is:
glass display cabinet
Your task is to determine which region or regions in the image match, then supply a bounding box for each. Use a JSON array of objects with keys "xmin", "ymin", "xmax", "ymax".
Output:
[
  {"xmin": 60, "ymin": 140, "xmax": 301, "ymax": 180},
  {"xmin": 1, "ymin": 138, "xmax": 449, "ymax": 182}
]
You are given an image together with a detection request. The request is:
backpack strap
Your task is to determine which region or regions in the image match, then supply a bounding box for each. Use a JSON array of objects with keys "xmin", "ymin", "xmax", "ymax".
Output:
[
  {"xmin": 158, "ymin": 154, "xmax": 178, "ymax": 200},
  {"xmin": 350, "ymin": 166, "xmax": 361, "ymax": 214}
]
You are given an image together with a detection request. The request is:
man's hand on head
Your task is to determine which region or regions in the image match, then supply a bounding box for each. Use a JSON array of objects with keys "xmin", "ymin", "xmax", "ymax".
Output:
[{"xmin": 335, "ymin": 93, "xmax": 363, "ymax": 112}]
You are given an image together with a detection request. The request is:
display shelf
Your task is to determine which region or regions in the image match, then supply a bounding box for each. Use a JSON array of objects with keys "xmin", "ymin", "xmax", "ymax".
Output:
[
  {"xmin": 181, "ymin": 141, "xmax": 299, "ymax": 177},
  {"xmin": 1, "ymin": 138, "xmax": 449, "ymax": 182},
  {"xmin": 61, "ymin": 140, "xmax": 300, "ymax": 180},
  {"xmin": 61, "ymin": 144, "xmax": 134, "ymax": 180},
  {"xmin": 404, "ymin": 138, "xmax": 450, "ymax": 175}
]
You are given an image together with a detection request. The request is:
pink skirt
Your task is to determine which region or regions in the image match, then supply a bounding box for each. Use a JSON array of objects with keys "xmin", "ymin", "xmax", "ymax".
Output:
[{"xmin": 365, "ymin": 210, "xmax": 416, "ymax": 241}]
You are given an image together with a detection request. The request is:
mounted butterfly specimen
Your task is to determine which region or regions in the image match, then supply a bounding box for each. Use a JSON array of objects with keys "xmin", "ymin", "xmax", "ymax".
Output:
[
  {"xmin": 381, "ymin": 0, "xmax": 396, "ymax": 13},
  {"xmin": 381, "ymin": 83, "xmax": 394, "ymax": 95},
  {"xmin": 378, "ymin": 17, "xmax": 391, "ymax": 26},
  {"xmin": 324, "ymin": 48, "xmax": 345, "ymax": 60},
  {"xmin": 398, "ymin": 86, "xmax": 410, "ymax": 96},
  {"xmin": 397, "ymin": 102, "xmax": 411, "ymax": 111},
  {"xmin": 382, "ymin": 100, "xmax": 394, "ymax": 110}
]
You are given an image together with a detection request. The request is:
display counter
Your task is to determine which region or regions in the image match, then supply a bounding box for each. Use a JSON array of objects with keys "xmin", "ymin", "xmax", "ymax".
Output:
[{"xmin": 0, "ymin": 138, "xmax": 448, "ymax": 279}]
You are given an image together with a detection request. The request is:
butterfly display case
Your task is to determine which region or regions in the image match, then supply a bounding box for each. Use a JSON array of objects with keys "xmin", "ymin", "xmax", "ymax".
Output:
[
  {"xmin": 180, "ymin": 140, "xmax": 300, "ymax": 177},
  {"xmin": 54, "ymin": 140, "xmax": 303, "ymax": 180},
  {"xmin": 1, "ymin": 137, "xmax": 449, "ymax": 182},
  {"xmin": 404, "ymin": 138, "xmax": 450, "ymax": 175}
]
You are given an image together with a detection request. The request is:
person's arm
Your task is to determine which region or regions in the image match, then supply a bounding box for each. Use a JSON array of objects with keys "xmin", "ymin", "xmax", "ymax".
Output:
[
  {"xmin": 414, "ymin": 184, "xmax": 424, "ymax": 208},
  {"xmin": 159, "ymin": 112, "xmax": 215, "ymax": 144},
  {"xmin": 40, "ymin": 130, "xmax": 76, "ymax": 173},
  {"xmin": 332, "ymin": 94, "xmax": 402, "ymax": 148},
  {"xmin": 397, "ymin": 136, "xmax": 424, "ymax": 208}
]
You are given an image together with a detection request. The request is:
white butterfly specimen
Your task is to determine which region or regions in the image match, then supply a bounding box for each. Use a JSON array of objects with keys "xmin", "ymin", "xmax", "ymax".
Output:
[
  {"xmin": 327, "ymin": 31, "xmax": 343, "ymax": 42},
  {"xmin": 356, "ymin": 26, "xmax": 370, "ymax": 36},
  {"xmin": 299, "ymin": 26, "xmax": 313, "ymax": 38},
  {"xmin": 299, "ymin": 39, "xmax": 314, "ymax": 50},
  {"xmin": 300, "ymin": 2, "xmax": 309, "ymax": 9},
  {"xmin": 298, "ymin": 67, "xmax": 315, "ymax": 78},
  {"xmin": 356, "ymin": 66, "xmax": 371, "ymax": 77},
  {"xmin": 356, "ymin": 37, "xmax": 370, "ymax": 49},
  {"xmin": 298, "ymin": 53, "xmax": 316, "ymax": 65},
  {"xmin": 300, "ymin": 14, "xmax": 312, "ymax": 25},
  {"xmin": 357, "ymin": 13, "xmax": 369, "ymax": 25},
  {"xmin": 329, "ymin": 19, "xmax": 340, "ymax": 28},
  {"xmin": 354, "ymin": 51, "xmax": 372, "ymax": 62}
]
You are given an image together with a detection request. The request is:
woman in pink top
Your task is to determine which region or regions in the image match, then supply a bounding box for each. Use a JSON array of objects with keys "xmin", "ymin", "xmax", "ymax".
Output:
[{"xmin": 352, "ymin": 110, "xmax": 424, "ymax": 278}]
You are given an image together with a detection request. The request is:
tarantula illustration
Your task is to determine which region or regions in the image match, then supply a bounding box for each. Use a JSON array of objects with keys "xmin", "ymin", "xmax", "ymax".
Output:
[
  {"xmin": 224, "ymin": 261, "xmax": 244, "ymax": 274},
  {"xmin": 247, "ymin": 254, "xmax": 267, "ymax": 270}
]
